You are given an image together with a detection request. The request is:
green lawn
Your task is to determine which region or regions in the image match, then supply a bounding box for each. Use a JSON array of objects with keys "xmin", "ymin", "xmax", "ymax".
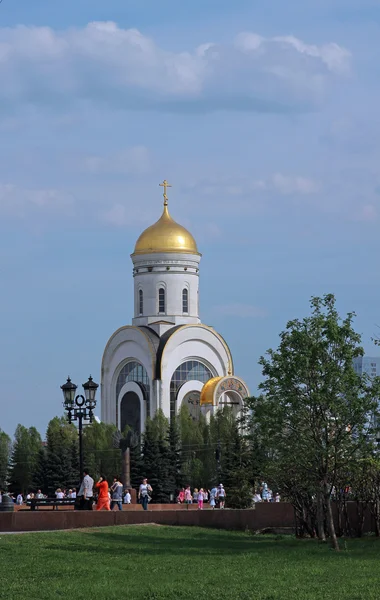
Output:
[{"xmin": 0, "ymin": 526, "xmax": 379, "ymax": 600}]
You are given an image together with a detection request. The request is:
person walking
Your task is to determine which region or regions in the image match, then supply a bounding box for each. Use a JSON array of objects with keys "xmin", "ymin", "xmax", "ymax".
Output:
[
  {"xmin": 95, "ymin": 476, "xmax": 111, "ymax": 511},
  {"xmin": 124, "ymin": 489, "xmax": 132, "ymax": 504},
  {"xmin": 198, "ymin": 488, "xmax": 204, "ymax": 510},
  {"xmin": 210, "ymin": 486, "xmax": 217, "ymax": 509},
  {"xmin": 217, "ymin": 484, "xmax": 226, "ymax": 509},
  {"xmin": 177, "ymin": 488, "xmax": 185, "ymax": 504},
  {"xmin": 184, "ymin": 486, "xmax": 192, "ymax": 504},
  {"xmin": 138, "ymin": 478, "xmax": 152, "ymax": 511},
  {"xmin": 78, "ymin": 469, "xmax": 94, "ymax": 510},
  {"xmin": 110, "ymin": 477, "xmax": 123, "ymax": 511}
]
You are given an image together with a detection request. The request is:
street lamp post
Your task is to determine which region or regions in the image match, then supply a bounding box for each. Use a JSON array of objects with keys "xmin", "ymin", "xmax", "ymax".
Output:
[{"xmin": 61, "ymin": 376, "xmax": 99, "ymax": 482}]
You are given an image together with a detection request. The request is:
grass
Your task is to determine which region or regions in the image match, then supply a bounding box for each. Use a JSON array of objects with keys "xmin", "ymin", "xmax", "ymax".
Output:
[{"xmin": 0, "ymin": 526, "xmax": 379, "ymax": 600}]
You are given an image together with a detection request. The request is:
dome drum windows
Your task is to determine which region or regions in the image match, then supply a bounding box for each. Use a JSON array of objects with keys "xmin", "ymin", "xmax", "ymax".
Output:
[
  {"xmin": 182, "ymin": 288, "xmax": 189, "ymax": 314},
  {"xmin": 138, "ymin": 289, "xmax": 143, "ymax": 315},
  {"xmin": 158, "ymin": 287, "xmax": 166, "ymax": 313}
]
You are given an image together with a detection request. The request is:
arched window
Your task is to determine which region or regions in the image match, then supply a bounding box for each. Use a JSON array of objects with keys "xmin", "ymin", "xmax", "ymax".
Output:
[
  {"xmin": 139, "ymin": 289, "xmax": 143, "ymax": 315},
  {"xmin": 116, "ymin": 361, "xmax": 150, "ymax": 427},
  {"xmin": 158, "ymin": 287, "xmax": 166, "ymax": 313},
  {"xmin": 170, "ymin": 360, "xmax": 214, "ymax": 421},
  {"xmin": 182, "ymin": 288, "xmax": 189, "ymax": 313}
]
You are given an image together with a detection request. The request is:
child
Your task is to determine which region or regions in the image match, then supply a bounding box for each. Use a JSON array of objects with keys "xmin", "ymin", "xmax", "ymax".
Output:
[{"xmin": 198, "ymin": 488, "xmax": 204, "ymax": 510}]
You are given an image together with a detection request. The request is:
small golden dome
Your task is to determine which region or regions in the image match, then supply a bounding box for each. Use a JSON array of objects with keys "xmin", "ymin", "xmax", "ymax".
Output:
[
  {"xmin": 133, "ymin": 198, "xmax": 199, "ymax": 256},
  {"xmin": 200, "ymin": 377, "xmax": 223, "ymax": 406}
]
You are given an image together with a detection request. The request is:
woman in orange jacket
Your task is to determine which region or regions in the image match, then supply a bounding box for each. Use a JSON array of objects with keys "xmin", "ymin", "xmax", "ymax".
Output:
[{"xmin": 95, "ymin": 476, "xmax": 111, "ymax": 511}]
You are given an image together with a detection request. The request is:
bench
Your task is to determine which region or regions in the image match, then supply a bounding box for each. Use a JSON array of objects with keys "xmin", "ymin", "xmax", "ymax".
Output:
[{"xmin": 27, "ymin": 498, "xmax": 76, "ymax": 511}]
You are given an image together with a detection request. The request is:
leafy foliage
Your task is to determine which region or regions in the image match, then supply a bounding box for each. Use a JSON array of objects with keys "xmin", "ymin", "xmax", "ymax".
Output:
[{"xmin": 248, "ymin": 294, "xmax": 380, "ymax": 548}]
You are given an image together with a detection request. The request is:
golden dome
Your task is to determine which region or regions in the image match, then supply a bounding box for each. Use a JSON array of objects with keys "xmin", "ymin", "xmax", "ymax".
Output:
[
  {"xmin": 200, "ymin": 377, "xmax": 223, "ymax": 406},
  {"xmin": 133, "ymin": 195, "xmax": 199, "ymax": 256}
]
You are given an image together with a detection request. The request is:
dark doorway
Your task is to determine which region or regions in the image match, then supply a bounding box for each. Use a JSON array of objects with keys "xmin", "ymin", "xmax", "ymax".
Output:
[{"xmin": 120, "ymin": 391, "xmax": 141, "ymax": 436}]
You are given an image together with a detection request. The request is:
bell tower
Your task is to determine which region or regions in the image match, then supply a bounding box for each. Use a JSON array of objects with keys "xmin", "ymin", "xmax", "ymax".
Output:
[{"xmin": 131, "ymin": 181, "xmax": 201, "ymax": 337}]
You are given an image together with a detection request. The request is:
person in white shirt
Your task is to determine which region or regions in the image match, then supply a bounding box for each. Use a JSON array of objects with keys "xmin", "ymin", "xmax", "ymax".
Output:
[
  {"xmin": 124, "ymin": 490, "xmax": 132, "ymax": 504},
  {"xmin": 78, "ymin": 470, "xmax": 94, "ymax": 510},
  {"xmin": 55, "ymin": 488, "xmax": 65, "ymax": 499},
  {"xmin": 16, "ymin": 494, "xmax": 23, "ymax": 505}
]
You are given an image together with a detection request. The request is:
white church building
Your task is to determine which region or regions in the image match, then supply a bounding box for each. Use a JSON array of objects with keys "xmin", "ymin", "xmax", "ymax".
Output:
[{"xmin": 101, "ymin": 181, "xmax": 249, "ymax": 435}]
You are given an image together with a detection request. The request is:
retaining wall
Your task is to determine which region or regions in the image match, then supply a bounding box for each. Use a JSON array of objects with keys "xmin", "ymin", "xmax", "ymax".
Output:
[{"xmin": 0, "ymin": 502, "xmax": 375, "ymax": 534}]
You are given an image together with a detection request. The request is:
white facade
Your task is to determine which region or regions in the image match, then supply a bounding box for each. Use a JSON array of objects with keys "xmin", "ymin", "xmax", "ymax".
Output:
[
  {"xmin": 101, "ymin": 192, "xmax": 249, "ymax": 433},
  {"xmin": 132, "ymin": 251, "xmax": 201, "ymax": 337}
]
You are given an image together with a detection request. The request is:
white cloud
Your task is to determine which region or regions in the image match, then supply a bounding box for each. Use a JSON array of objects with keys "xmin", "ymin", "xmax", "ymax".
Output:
[
  {"xmin": 215, "ymin": 303, "xmax": 268, "ymax": 318},
  {"xmin": 271, "ymin": 173, "xmax": 319, "ymax": 194},
  {"xmin": 185, "ymin": 174, "xmax": 319, "ymax": 198},
  {"xmin": 0, "ymin": 22, "xmax": 350, "ymax": 114},
  {"xmin": 84, "ymin": 146, "xmax": 150, "ymax": 175},
  {"xmin": 0, "ymin": 183, "xmax": 74, "ymax": 218}
]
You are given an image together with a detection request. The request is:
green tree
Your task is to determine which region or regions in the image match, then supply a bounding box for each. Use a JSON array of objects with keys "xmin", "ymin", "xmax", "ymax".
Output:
[
  {"xmin": 32, "ymin": 447, "xmax": 48, "ymax": 493},
  {"xmin": 248, "ymin": 294, "xmax": 380, "ymax": 550},
  {"xmin": 0, "ymin": 429, "xmax": 11, "ymax": 490},
  {"xmin": 45, "ymin": 417, "xmax": 78, "ymax": 494},
  {"xmin": 141, "ymin": 411, "xmax": 173, "ymax": 502},
  {"xmin": 167, "ymin": 417, "xmax": 183, "ymax": 491},
  {"xmin": 9, "ymin": 425, "xmax": 41, "ymax": 494},
  {"xmin": 82, "ymin": 421, "xmax": 121, "ymax": 482},
  {"xmin": 178, "ymin": 404, "xmax": 204, "ymax": 487},
  {"xmin": 220, "ymin": 412, "xmax": 253, "ymax": 508}
]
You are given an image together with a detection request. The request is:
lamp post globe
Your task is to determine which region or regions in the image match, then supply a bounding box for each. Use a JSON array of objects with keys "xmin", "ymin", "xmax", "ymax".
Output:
[
  {"xmin": 83, "ymin": 375, "xmax": 99, "ymax": 408},
  {"xmin": 60, "ymin": 377, "xmax": 77, "ymax": 410},
  {"xmin": 60, "ymin": 375, "xmax": 99, "ymax": 487}
]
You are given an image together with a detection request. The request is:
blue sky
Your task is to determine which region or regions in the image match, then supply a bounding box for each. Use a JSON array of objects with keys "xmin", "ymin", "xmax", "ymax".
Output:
[{"xmin": 1, "ymin": 0, "xmax": 379, "ymax": 437}]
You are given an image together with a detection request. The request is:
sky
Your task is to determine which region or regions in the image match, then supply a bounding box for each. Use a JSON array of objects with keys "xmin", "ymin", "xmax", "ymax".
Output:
[{"xmin": 1, "ymin": 0, "xmax": 380, "ymax": 438}]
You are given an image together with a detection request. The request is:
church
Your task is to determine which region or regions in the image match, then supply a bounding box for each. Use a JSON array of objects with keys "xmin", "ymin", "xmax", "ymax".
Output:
[{"xmin": 101, "ymin": 181, "xmax": 249, "ymax": 435}]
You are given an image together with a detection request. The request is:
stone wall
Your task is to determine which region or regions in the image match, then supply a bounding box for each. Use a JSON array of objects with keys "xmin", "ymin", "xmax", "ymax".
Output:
[{"xmin": 0, "ymin": 503, "xmax": 376, "ymax": 534}]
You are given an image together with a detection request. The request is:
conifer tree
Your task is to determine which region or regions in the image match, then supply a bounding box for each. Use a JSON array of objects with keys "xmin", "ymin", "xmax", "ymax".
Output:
[
  {"xmin": 45, "ymin": 417, "xmax": 78, "ymax": 494},
  {"xmin": 167, "ymin": 417, "xmax": 183, "ymax": 490},
  {"xmin": 32, "ymin": 447, "xmax": 48, "ymax": 493},
  {"xmin": 0, "ymin": 429, "xmax": 11, "ymax": 490},
  {"xmin": 9, "ymin": 425, "xmax": 41, "ymax": 494}
]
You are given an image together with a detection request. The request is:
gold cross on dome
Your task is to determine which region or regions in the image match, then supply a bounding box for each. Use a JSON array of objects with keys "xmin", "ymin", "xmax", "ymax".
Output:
[{"xmin": 159, "ymin": 179, "xmax": 172, "ymax": 205}]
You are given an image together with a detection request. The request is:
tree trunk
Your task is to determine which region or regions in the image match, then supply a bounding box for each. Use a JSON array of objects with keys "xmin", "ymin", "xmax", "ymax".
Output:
[
  {"xmin": 325, "ymin": 492, "xmax": 339, "ymax": 551},
  {"xmin": 316, "ymin": 491, "xmax": 326, "ymax": 541}
]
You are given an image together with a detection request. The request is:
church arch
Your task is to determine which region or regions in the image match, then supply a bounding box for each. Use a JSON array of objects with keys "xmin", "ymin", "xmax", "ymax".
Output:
[
  {"xmin": 116, "ymin": 360, "xmax": 150, "ymax": 426},
  {"xmin": 170, "ymin": 359, "xmax": 215, "ymax": 421},
  {"xmin": 120, "ymin": 391, "xmax": 141, "ymax": 436}
]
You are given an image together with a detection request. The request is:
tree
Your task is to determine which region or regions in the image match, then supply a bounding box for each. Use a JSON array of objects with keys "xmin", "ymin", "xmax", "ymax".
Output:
[
  {"xmin": 82, "ymin": 421, "xmax": 121, "ymax": 482},
  {"xmin": 0, "ymin": 429, "xmax": 11, "ymax": 490},
  {"xmin": 45, "ymin": 417, "xmax": 78, "ymax": 494},
  {"xmin": 248, "ymin": 294, "xmax": 380, "ymax": 550},
  {"xmin": 220, "ymin": 412, "xmax": 253, "ymax": 509},
  {"xmin": 178, "ymin": 404, "xmax": 204, "ymax": 487},
  {"xmin": 9, "ymin": 425, "xmax": 41, "ymax": 494},
  {"xmin": 167, "ymin": 417, "xmax": 183, "ymax": 491},
  {"xmin": 32, "ymin": 448, "xmax": 48, "ymax": 492},
  {"xmin": 141, "ymin": 411, "xmax": 174, "ymax": 502}
]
